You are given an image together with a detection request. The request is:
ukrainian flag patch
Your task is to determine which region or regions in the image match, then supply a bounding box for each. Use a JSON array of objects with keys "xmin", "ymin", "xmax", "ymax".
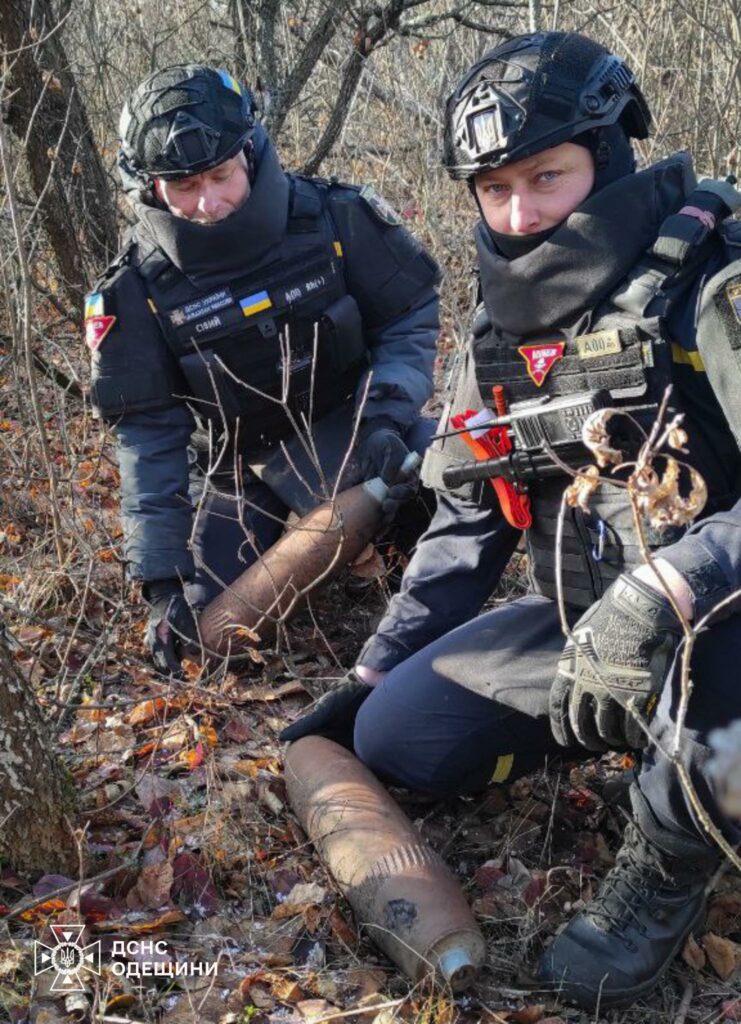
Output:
[
  {"xmin": 85, "ymin": 292, "xmax": 104, "ymax": 319},
  {"xmin": 218, "ymin": 69, "xmax": 242, "ymax": 95},
  {"xmin": 239, "ymin": 290, "xmax": 272, "ymax": 317}
]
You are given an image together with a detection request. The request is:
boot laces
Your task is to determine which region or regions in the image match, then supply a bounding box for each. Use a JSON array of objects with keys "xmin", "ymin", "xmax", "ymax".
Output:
[{"xmin": 587, "ymin": 829, "xmax": 669, "ymax": 938}]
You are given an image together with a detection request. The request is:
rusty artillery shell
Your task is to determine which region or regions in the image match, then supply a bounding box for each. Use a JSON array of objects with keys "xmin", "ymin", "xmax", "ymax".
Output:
[
  {"xmin": 198, "ymin": 453, "xmax": 420, "ymax": 655},
  {"xmin": 284, "ymin": 736, "xmax": 485, "ymax": 990},
  {"xmin": 198, "ymin": 479, "xmax": 383, "ymax": 654}
]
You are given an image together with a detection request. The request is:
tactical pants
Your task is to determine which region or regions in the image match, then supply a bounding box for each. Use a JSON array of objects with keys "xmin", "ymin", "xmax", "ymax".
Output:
[
  {"xmin": 353, "ymin": 594, "xmax": 741, "ymax": 853},
  {"xmin": 187, "ymin": 406, "xmax": 436, "ymax": 607}
]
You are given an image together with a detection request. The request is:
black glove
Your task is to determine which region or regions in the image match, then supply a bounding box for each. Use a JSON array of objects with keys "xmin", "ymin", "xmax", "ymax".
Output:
[
  {"xmin": 143, "ymin": 579, "xmax": 199, "ymax": 676},
  {"xmin": 357, "ymin": 416, "xmax": 411, "ymax": 485},
  {"xmin": 549, "ymin": 573, "xmax": 683, "ymax": 752},
  {"xmin": 279, "ymin": 669, "xmax": 373, "ymax": 750},
  {"xmin": 357, "ymin": 416, "xmax": 416, "ymax": 521}
]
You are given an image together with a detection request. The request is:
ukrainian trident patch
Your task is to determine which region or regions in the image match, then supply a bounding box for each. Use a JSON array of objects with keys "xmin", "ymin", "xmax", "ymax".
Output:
[{"xmin": 518, "ymin": 341, "xmax": 565, "ymax": 387}]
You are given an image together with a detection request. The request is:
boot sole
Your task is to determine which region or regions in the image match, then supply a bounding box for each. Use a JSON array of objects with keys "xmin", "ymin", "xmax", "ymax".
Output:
[{"xmin": 548, "ymin": 902, "xmax": 707, "ymax": 1012}]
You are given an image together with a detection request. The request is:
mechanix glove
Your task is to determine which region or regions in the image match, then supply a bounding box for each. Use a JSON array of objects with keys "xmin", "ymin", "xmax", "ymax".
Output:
[
  {"xmin": 549, "ymin": 574, "xmax": 684, "ymax": 752},
  {"xmin": 279, "ymin": 668, "xmax": 373, "ymax": 751},
  {"xmin": 356, "ymin": 416, "xmax": 416, "ymax": 521},
  {"xmin": 144, "ymin": 579, "xmax": 200, "ymax": 676}
]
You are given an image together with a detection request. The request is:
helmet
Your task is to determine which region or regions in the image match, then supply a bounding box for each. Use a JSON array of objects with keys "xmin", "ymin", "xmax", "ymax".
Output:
[
  {"xmin": 442, "ymin": 32, "xmax": 651, "ymax": 180},
  {"xmin": 119, "ymin": 64, "xmax": 256, "ymax": 188}
]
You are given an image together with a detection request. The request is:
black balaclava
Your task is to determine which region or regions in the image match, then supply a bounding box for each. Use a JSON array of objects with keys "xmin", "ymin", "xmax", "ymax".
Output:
[{"xmin": 473, "ymin": 120, "xmax": 637, "ymax": 259}]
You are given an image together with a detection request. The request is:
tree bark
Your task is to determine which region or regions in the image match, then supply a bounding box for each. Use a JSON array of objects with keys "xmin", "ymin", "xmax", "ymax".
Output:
[
  {"xmin": 0, "ymin": 631, "xmax": 78, "ymax": 877},
  {"xmin": 0, "ymin": 0, "xmax": 119, "ymax": 314},
  {"xmin": 303, "ymin": 0, "xmax": 408, "ymax": 175}
]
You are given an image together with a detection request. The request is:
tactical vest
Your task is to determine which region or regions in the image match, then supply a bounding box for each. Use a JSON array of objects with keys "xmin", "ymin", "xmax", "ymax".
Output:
[
  {"xmin": 472, "ymin": 196, "xmax": 735, "ymax": 609},
  {"xmin": 132, "ymin": 177, "xmax": 368, "ymax": 455}
]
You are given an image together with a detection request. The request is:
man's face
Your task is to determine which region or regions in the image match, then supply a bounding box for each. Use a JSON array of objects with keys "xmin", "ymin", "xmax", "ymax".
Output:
[
  {"xmin": 474, "ymin": 141, "xmax": 595, "ymax": 235},
  {"xmin": 155, "ymin": 151, "xmax": 250, "ymax": 223}
]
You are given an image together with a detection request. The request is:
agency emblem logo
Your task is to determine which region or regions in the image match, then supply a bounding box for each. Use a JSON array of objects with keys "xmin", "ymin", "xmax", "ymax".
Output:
[
  {"xmin": 518, "ymin": 341, "xmax": 565, "ymax": 387},
  {"xmin": 34, "ymin": 924, "xmax": 101, "ymax": 992}
]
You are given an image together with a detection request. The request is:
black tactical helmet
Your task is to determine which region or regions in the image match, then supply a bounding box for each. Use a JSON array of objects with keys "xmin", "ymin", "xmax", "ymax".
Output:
[
  {"xmin": 119, "ymin": 64, "xmax": 256, "ymax": 187},
  {"xmin": 443, "ymin": 32, "xmax": 651, "ymax": 180}
]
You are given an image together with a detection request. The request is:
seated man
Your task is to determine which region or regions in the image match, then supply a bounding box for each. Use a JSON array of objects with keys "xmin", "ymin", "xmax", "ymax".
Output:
[
  {"xmin": 87, "ymin": 65, "xmax": 440, "ymax": 672},
  {"xmin": 283, "ymin": 31, "xmax": 741, "ymax": 1012}
]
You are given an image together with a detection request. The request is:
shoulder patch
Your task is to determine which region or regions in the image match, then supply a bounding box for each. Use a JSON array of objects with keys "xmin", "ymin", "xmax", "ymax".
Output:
[
  {"xmin": 85, "ymin": 314, "xmax": 116, "ymax": 352},
  {"xmin": 359, "ymin": 185, "xmax": 402, "ymax": 226},
  {"xmin": 84, "ymin": 291, "xmax": 117, "ymax": 351},
  {"xmin": 726, "ymin": 279, "xmax": 741, "ymax": 325}
]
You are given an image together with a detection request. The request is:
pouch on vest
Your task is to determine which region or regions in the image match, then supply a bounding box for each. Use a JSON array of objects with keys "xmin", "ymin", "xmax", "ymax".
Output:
[
  {"xmin": 319, "ymin": 294, "xmax": 368, "ymax": 378},
  {"xmin": 178, "ymin": 348, "xmax": 246, "ymax": 423}
]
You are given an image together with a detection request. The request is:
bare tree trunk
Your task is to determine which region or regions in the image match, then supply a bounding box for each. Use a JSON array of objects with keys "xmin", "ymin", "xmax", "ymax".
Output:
[
  {"xmin": 303, "ymin": 0, "xmax": 407, "ymax": 175},
  {"xmin": 0, "ymin": 0, "xmax": 119, "ymax": 314},
  {"xmin": 0, "ymin": 631, "xmax": 78, "ymax": 877},
  {"xmin": 528, "ymin": 0, "xmax": 541, "ymax": 31}
]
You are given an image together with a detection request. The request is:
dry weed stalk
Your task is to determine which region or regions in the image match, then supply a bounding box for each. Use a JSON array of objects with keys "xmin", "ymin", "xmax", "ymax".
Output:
[{"xmin": 554, "ymin": 386, "xmax": 740, "ymax": 871}]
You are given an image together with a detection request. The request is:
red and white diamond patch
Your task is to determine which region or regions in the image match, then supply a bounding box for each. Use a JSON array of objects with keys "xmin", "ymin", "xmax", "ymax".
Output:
[
  {"xmin": 518, "ymin": 341, "xmax": 565, "ymax": 387},
  {"xmin": 85, "ymin": 315, "xmax": 116, "ymax": 352}
]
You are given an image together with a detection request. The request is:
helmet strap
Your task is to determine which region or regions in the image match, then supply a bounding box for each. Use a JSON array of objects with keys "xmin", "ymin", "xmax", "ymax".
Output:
[{"xmin": 573, "ymin": 124, "xmax": 636, "ymax": 195}]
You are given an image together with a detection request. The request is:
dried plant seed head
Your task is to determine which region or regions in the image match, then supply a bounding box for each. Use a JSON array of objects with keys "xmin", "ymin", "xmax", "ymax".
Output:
[
  {"xmin": 630, "ymin": 457, "xmax": 707, "ymax": 528},
  {"xmin": 565, "ymin": 465, "xmax": 600, "ymax": 511},
  {"xmin": 667, "ymin": 424, "xmax": 689, "ymax": 451},
  {"xmin": 582, "ymin": 409, "xmax": 624, "ymax": 468}
]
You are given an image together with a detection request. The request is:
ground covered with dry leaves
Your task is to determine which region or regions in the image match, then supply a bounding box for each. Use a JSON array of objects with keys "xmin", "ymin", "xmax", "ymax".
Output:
[{"xmin": 0, "ymin": 346, "xmax": 739, "ymax": 1024}]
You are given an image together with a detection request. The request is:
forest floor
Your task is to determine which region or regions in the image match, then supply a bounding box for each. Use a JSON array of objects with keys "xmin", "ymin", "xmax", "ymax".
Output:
[{"xmin": 0, "ymin": 338, "xmax": 739, "ymax": 1024}]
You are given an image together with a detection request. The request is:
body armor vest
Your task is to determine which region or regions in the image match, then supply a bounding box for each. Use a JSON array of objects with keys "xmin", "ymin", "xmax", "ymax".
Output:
[
  {"xmin": 133, "ymin": 176, "xmax": 367, "ymax": 455},
  {"xmin": 472, "ymin": 155, "xmax": 735, "ymax": 608}
]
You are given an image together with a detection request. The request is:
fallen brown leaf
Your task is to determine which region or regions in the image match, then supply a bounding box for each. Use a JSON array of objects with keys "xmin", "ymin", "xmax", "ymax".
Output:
[
  {"xmin": 682, "ymin": 933, "xmax": 706, "ymax": 971},
  {"xmin": 507, "ymin": 1006, "xmax": 545, "ymax": 1023},
  {"xmin": 702, "ymin": 932, "xmax": 740, "ymax": 980},
  {"xmin": 298, "ymin": 998, "xmax": 336, "ymax": 1022}
]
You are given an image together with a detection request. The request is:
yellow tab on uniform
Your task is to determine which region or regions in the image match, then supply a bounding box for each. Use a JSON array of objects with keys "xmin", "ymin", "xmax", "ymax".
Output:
[
  {"xmin": 491, "ymin": 753, "xmax": 514, "ymax": 784},
  {"xmin": 671, "ymin": 343, "xmax": 705, "ymax": 372},
  {"xmin": 147, "ymin": 298, "xmax": 157, "ymax": 314},
  {"xmin": 85, "ymin": 292, "xmax": 104, "ymax": 319},
  {"xmin": 239, "ymin": 290, "xmax": 272, "ymax": 317},
  {"xmin": 576, "ymin": 328, "xmax": 621, "ymax": 360},
  {"xmin": 333, "ymin": 240, "xmax": 343, "ymax": 257}
]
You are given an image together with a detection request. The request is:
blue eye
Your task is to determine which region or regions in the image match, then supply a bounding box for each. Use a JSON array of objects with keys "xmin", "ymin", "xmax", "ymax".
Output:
[
  {"xmin": 483, "ymin": 183, "xmax": 509, "ymax": 196},
  {"xmin": 537, "ymin": 170, "xmax": 560, "ymax": 183}
]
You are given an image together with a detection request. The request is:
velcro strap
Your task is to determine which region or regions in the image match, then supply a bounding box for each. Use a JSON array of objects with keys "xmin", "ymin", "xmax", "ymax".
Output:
[{"xmin": 289, "ymin": 179, "xmax": 322, "ymax": 230}]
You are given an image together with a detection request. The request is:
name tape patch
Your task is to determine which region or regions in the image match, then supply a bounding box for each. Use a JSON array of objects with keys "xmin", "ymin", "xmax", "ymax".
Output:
[
  {"xmin": 276, "ymin": 271, "xmax": 332, "ymax": 307},
  {"xmin": 518, "ymin": 341, "xmax": 565, "ymax": 387},
  {"xmin": 575, "ymin": 328, "xmax": 622, "ymax": 360},
  {"xmin": 192, "ymin": 314, "xmax": 224, "ymax": 336},
  {"xmin": 169, "ymin": 289, "xmax": 233, "ymax": 327}
]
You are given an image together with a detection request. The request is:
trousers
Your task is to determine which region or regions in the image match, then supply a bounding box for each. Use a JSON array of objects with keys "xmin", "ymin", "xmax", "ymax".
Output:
[
  {"xmin": 353, "ymin": 593, "xmax": 741, "ymax": 852},
  {"xmin": 187, "ymin": 406, "xmax": 436, "ymax": 607}
]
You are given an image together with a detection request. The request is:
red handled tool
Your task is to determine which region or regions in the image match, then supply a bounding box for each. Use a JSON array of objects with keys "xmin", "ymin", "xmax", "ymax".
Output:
[{"xmin": 449, "ymin": 385, "xmax": 532, "ymax": 529}]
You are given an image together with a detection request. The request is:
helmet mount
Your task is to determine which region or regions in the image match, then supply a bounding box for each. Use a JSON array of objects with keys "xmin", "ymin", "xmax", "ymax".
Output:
[
  {"xmin": 443, "ymin": 33, "xmax": 651, "ymax": 181},
  {"xmin": 118, "ymin": 64, "xmax": 257, "ymax": 197}
]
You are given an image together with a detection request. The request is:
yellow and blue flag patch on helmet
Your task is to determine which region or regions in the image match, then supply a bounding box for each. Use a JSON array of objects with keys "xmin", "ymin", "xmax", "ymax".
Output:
[
  {"xmin": 85, "ymin": 292, "xmax": 105, "ymax": 319},
  {"xmin": 218, "ymin": 70, "xmax": 242, "ymax": 95},
  {"xmin": 239, "ymin": 290, "xmax": 272, "ymax": 317}
]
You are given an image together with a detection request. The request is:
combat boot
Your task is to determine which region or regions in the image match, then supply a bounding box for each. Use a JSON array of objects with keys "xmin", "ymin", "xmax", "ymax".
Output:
[{"xmin": 537, "ymin": 821, "xmax": 716, "ymax": 1011}]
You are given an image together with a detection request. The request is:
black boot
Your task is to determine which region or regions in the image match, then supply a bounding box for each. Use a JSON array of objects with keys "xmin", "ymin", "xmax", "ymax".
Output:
[{"xmin": 537, "ymin": 821, "xmax": 716, "ymax": 1011}]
